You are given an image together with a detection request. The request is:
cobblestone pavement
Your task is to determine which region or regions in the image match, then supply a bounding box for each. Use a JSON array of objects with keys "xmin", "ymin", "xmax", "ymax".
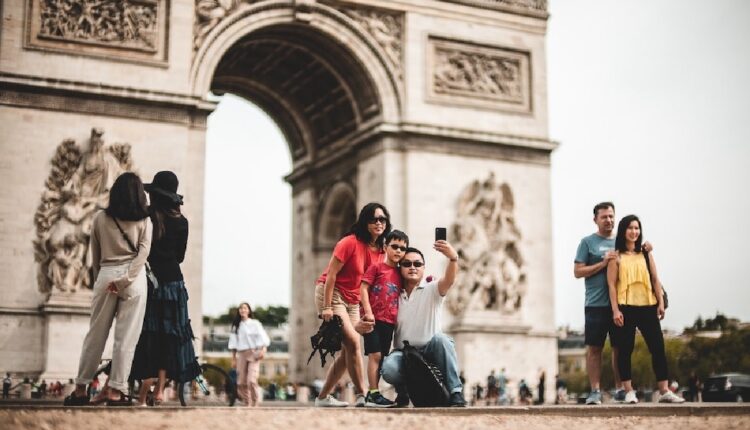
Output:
[{"xmin": 1, "ymin": 405, "xmax": 748, "ymax": 430}]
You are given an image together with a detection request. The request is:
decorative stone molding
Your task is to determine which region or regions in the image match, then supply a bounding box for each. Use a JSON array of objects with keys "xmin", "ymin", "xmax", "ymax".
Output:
[
  {"xmin": 25, "ymin": 0, "xmax": 169, "ymax": 65},
  {"xmin": 441, "ymin": 0, "xmax": 547, "ymax": 17},
  {"xmin": 342, "ymin": 7, "xmax": 403, "ymax": 78},
  {"xmin": 447, "ymin": 173, "xmax": 527, "ymax": 317},
  {"xmin": 428, "ymin": 37, "xmax": 531, "ymax": 113},
  {"xmin": 33, "ymin": 129, "xmax": 134, "ymax": 295}
]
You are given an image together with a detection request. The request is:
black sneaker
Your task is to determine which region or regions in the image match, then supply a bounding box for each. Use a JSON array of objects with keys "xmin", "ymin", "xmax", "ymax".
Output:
[
  {"xmin": 365, "ymin": 391, "xmax": 396, "ymax": 408},
  {"xmin": 449, "ymin": 392, "xmax": 467, "ymax": 407},
  {"xmin": 395, "ymin": 392, "xmax": 410, "ymax": 408}
]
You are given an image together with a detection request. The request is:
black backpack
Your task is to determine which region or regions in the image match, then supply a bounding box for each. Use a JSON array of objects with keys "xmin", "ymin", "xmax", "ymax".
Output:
[
  {"xmin": 402, "ymin": 341, "xmax": 450, "ymax": 407},
  {"xmin": 307, "ymin": 315, "xmax": 343, "ymax": 367}
]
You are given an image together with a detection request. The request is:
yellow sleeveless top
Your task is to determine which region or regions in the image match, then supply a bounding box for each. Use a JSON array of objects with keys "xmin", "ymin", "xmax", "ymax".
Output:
[{"xmin": 616, "ymin": 253, "xmax": 657, "ymax": 306}]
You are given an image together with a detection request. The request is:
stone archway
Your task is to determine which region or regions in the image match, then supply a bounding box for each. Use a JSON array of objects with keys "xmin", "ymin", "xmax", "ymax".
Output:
[{"xmin": 1, "ymin": 0, "xmax": 559, "ymax": 397}]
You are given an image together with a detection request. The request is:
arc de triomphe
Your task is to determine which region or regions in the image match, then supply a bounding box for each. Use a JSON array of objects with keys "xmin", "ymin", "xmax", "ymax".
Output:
[{"xmin": 0, "ymin": 0, "xmax": 557, "ymax": 398}]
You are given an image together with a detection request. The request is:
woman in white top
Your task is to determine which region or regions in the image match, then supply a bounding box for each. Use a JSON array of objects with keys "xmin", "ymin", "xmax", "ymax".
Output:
[{"xmin": 229, "ymin": 303, "xmax": 271, "ymax": 407}]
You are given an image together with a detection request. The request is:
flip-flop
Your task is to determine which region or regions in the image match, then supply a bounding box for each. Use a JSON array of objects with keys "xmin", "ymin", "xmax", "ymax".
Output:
[{"xmin": 63, "ymin": 393, "xmax": 90, "ymax": 406}]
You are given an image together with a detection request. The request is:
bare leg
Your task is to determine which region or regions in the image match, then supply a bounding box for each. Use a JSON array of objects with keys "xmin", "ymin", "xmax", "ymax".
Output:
[
  {"xmin": 657, "ymin": 380, "xmax": 669, "ymax": 394},
  {"xmin": 138, "ymin": 378, "xmax": 154, "ymax": 405},
  {"xmin": 367, "ymin": 352, "xmax": 382, "ymax": 391},
  {"xmin": 339, "ymin": 312, "xmax": 366, "ymax": 395},
  {"xmin": 318, "ymin": 352, "xmax": 348, "ymax": 399},
  {"xmin": 622, "ymin": 380, "xmax": 633, "ymax": 392},
  {"xmin": 586, "ymin": 346, "xmax": 603, "ymax": 390},
  {"xmin": 155, "ymin": 369, "xmax": 166, "ymax": 402}
]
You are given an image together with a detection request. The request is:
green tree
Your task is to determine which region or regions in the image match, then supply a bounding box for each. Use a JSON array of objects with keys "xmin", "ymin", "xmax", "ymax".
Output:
[{"xmin": 204, "ymin": 305, "xmax": 288, "ymax": 327}]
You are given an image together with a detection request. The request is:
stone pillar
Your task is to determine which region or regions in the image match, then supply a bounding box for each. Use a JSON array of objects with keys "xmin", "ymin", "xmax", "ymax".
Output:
[{"xmin": 39, "ymin": 291, "xmax": 96, "ymax": 381}]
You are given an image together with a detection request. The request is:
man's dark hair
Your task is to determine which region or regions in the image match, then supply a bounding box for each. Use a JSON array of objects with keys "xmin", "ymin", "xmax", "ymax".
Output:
[
  {"xmin": 346, "ymin": 202, "xmax": 392, "ymax": 249},
  {"xmin": 105, "ymin": 172, "xmax": 149, "ymax": 221},
  {"xmin": 403, "ymin": 247, "xmax": 425, "ymax": 263},
  {"xmin": 593, "ymin": 201, "xmax": 615, "ymax": 217},
  {"xmin": 614, "ymin": 214, "xmax": 643, "ymax": 253},
  {"xmin": 386, "ymin": 229, "xmax": 409, "ymax": 246}
]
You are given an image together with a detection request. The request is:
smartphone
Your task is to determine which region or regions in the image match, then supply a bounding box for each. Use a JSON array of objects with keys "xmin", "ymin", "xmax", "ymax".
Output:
[{"xmin": 435, "ymin": 227, "xmax": 447, "ymax": 242}]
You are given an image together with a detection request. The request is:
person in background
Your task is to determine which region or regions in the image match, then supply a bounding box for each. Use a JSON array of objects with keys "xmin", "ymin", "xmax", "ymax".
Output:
[
  {"xmin": 229, "ymin": 302, "xmax": 271, "ymax": 407},
  {"xmin": 2, "ymin": 373, "xmax": 11, "ymax": 399}
]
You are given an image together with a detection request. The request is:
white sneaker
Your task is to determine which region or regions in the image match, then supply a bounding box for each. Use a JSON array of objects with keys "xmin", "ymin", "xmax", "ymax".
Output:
[
  {"xmin": 624, "ymin": 390, "xmax": 638, "ymax": 404},
  {"xmin": 315, "ymin": 395, "xmax": 349, "ymax": 407},
  {"xmin": 355, "ymin": 393, "xmax": 366, "ymax": 407},
  {"xmin": 658, "ymin": 391, "xmax": 685, "ymax": 403}
]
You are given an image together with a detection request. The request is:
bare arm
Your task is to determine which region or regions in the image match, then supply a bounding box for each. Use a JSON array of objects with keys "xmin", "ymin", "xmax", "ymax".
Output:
[
  {"xmin": 321, "ymin": 256, "xmax": 344, "ymax": 321},
  {"xmin": 360, "ymin": 281, "xmax": 374, "ymax": 320},
  {"xmin": 574, "ymin": 259, "xmax": 608, "ymax": 279},
  {"xmin": 647, "ymin": 252, "xmax": 665, "ymax": 319},
  {"xmin": 607, "ymin": 257, "xmax": 623, "ymax": 326},
  {"xmin": 436, "ymin": 241, "xmax": 459, "ymax": 296}
]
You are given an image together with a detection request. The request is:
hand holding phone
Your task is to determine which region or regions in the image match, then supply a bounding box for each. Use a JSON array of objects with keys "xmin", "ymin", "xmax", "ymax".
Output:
[{"xmin": 435, "ymin": 227, "xmax": 447, "ymax": 242}]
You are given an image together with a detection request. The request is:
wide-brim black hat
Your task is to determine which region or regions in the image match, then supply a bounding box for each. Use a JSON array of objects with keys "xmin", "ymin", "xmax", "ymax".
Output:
[{"xmin": 144, "ymin": 171, "xmax": 183, "ymax": 205}]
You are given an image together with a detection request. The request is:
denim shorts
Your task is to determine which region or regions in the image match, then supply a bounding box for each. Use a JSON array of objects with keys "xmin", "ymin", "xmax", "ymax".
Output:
[{"xmin": 584, "ymin": 306, "xmax": 618, "ymax": 348}]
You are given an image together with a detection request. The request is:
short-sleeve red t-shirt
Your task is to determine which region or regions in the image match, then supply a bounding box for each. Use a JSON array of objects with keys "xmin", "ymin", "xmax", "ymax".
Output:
[
  {"xmin": 317, "ymin": 235, "xmax": 384, "ymax": 304},
  {"xmin": 361, "ymin": 262, "xmax": 402, "ymax": 324}
]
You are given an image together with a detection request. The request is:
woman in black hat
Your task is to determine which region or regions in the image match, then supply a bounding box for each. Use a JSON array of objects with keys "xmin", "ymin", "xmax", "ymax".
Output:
[{"xmin": 130, "ymin": 171, "xmax": 200, "ymax": 405}]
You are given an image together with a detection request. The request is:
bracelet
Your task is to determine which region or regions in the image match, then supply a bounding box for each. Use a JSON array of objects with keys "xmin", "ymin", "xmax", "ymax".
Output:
[
  {"xmin": 449, "ymin": 256, "xmax": 458, "ymax": 262},
  {"xmin": 322, "ymin": 306, "xmax": 333, "ymax": 311}
]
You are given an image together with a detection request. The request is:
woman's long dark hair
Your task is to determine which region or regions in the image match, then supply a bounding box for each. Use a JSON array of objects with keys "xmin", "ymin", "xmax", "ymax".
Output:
[
  {"xmin": 150, "ymin": 192, "xmax": 181, "ymax": 241},
  {"xmin": 614, "ymin": 214, "xmax": 643, "ymax": 252},
  {"xmin": 231, "ymin": 302, "xmax": 253, "ymax": 333},
  {"xmin": 346, "ymin": 202, "xmax": 391, "ymax": 249},
  {"xmin": 105, "ymin": 172, "xmax": 149, "ymax": 221}
]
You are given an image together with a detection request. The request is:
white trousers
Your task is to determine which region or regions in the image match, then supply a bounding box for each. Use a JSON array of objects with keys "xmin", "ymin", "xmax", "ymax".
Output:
[{"xmin": 75, "ymin": 263, "xmax": 147, "ymax": 391}]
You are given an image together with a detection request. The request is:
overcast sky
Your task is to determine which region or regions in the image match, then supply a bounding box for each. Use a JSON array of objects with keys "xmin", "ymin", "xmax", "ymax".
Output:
[{"xmin": 202, "ymin": 0, "xmax": 750, "ymax": 331}]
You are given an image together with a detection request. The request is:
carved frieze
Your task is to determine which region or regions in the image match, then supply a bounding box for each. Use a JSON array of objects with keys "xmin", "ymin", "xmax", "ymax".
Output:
[
  {"xmin": 25, "ymin": 0, "xmax": 169, "ymax": 64},
  {"xmin": 34, "ymin": 129, "xmax": 134, "ymax": 295},
  {"xmin": 447, "ymin": 173, "xmax": 527, "ymax": 317},
  {"xmin": 441, "ymin": 0, "xmax": 547, "ymax": 16},
  {"xmin": 194, "ymin": 0, "xmax": 244, "ymax": 53},
  {"xmin": 428, "ymin": 37, "xmax": 531, "ymax": 113},
  {"xmin": 342, "ymin": 7, "xmax": 403, "ymax": 78}
]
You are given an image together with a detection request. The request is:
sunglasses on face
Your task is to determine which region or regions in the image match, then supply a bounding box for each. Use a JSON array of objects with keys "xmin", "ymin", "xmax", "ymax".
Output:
[
  {"xmin": 368, "ymin": 216, "xmax": 388, "ymax": 225},
  {"xmin": 389, "ymin": 244, "xmax": 407, "ymax": 252},
  {"xmin": 400, "ymin": 260, "xmax": 424, "ymax": 268}
]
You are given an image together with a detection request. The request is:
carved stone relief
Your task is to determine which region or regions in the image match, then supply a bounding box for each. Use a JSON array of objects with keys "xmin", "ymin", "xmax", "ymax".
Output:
[
  {"xmin": 33, "ymin": 129, "xmax": 134, "ymax": 295},
  {"xmin": 26, "ymin": 0, "xmax": 168, "ymax": 64},
  {"xmin": 447, "ymin": 173, "xmax": 527, "ymax": 317},
  {"xmin": 194, "ymin": 0, "xmax": 243, "ymax": 52},
  {"xmin": 342, "ymin": 7, "xmax": 403, "ymax": 78},
  {"xmin": 428, "ymin": 37, "xmax": 531, "ymax": 113}
]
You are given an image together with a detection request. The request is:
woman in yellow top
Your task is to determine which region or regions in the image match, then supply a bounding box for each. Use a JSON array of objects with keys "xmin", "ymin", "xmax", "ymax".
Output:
[{"xmin": 607, "ymin": 215, "xmax": 684, "ymax": 404}]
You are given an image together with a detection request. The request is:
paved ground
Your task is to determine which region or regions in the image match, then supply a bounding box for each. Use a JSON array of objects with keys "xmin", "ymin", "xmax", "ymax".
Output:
[{"xmin": 1, "ymin": 404, "xmax": 748, "ymax": 430}]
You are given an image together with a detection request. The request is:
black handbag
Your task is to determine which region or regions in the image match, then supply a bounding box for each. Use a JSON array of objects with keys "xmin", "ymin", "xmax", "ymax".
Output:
[
  {"xmin": 307, "ymin": 315, "xmax": 343, "ymax": 367},
  {"xmin": 111, "ymin": 216, "xmax": 159, "ymax": 290},
  {"xmin": 643, "ymin": 250, "xmax": 668, "ymax": 309}
]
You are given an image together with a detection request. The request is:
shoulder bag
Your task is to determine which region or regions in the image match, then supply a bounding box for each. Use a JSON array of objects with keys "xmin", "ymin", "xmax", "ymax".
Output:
[{"xmin": 111, "ymin": 216, "xmax": 159, "ymax": 290}]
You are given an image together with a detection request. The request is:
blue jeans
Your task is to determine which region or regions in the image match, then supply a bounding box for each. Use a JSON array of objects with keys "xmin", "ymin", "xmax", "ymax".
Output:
[{"xmin": 381, "ymin": 333, "xmax": 463, "ymax": 394}]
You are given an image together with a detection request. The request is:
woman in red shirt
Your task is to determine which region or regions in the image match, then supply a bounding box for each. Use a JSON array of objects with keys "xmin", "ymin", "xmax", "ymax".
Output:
[{"xmin": 314, "ymin": 202, "xmax": 390, "ymax": 407}]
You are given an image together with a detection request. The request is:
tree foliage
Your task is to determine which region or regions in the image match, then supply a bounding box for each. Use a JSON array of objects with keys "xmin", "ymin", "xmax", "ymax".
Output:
[{"xmin": 203, "ymin": 305, "xmax": 289, "ymax": 327}]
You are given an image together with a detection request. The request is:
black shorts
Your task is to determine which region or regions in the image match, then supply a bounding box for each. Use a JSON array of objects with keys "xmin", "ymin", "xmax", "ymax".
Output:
[
  {"xmin": 584, "ymin": 307, "xmax": 618, "ymax": 348},
  {"xmin": 363, "ymin": 321, "xmax": 395, "ymax": 355}
]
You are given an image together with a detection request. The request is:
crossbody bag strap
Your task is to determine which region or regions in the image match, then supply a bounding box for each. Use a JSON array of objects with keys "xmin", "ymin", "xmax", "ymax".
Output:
[{"xmin": 111, "ymin": 216, "xmax": 138, "ymax": 254}]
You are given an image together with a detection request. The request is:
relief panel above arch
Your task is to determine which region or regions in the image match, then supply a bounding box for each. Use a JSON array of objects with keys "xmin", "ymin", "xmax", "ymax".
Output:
[{"xmin": 24, "ymin": 0, "xmax": 170, "ymax": 65}]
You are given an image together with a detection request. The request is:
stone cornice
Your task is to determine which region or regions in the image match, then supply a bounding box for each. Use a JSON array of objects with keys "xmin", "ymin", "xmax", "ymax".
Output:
[
  {"xmin": 440, "ymin": 0, "xmax": 548, "ymax": 18},
  {"xmin": 0, "ymin": 72, "xmax": 215, "ymax": 127}
]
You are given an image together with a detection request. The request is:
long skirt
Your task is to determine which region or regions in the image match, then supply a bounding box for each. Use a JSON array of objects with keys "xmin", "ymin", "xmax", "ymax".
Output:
[{"xmin": 130, "ymin": 279, "xmax": 201, "ymax": 383}]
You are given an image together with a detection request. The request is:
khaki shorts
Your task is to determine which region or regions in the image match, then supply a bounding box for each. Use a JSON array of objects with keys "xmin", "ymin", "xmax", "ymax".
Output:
[{"xmin": 315, "ymin": 284, "xmax": 360, "ymax": 325}]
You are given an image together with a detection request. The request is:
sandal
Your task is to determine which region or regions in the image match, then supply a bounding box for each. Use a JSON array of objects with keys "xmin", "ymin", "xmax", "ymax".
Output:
[
  {"xmin": 106, "ymin": 394, "xmax": 134, "ymax": 407},
  {"xmin": 63, "ymin": 393, "xmax": 90, "ymax": 406}
]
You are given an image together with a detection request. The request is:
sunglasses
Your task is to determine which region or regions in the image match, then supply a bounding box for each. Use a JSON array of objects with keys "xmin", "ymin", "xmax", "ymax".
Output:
[
  {"xmin": 389, "ymin": 244, "xmax": 407, "ymax": 252},
  {"xmin": 368, "ymin": 216, "xmax": 388, "ymax": 225},
  {"xmin": 400, "ymin": 260, "xmax": 424, "ymax": 268}
]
